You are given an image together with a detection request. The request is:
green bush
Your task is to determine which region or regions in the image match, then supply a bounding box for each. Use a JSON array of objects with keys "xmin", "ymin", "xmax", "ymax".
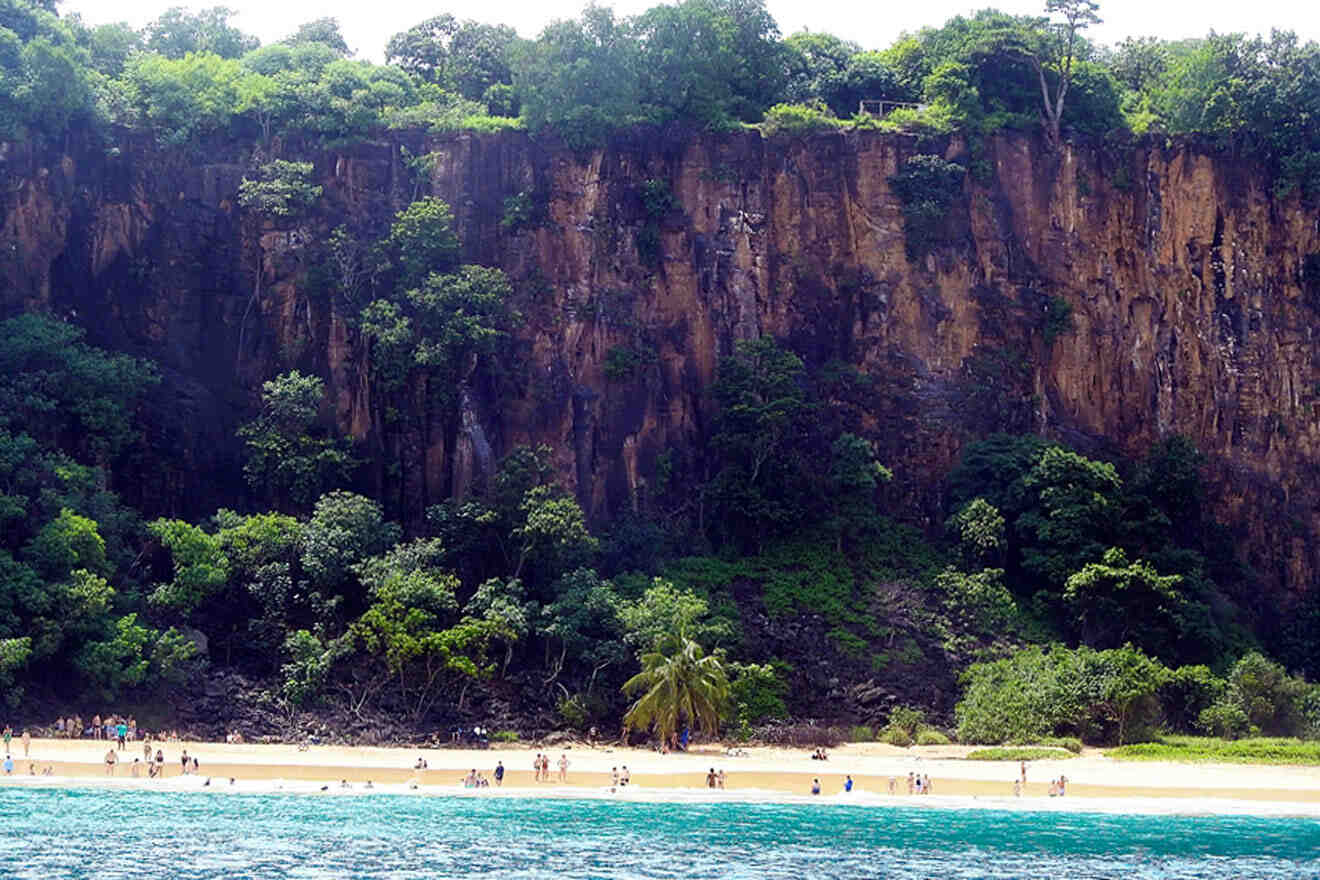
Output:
[
  {"xmin": 1043, "ymin": 296, "xmax": 1074, "ymax": 345},
  {"xmin": 602, "ymin": 345, "xmax": 656, "ymax": 382},
  {"xmin": 727, "ymin": 662, "xmax": 789, "ymax": 725},
  {"xmin": 878, "ymin": 725, "xmax": 913, "ymax": 747},
  {"xmin": 849, "ymin": 724, "xmax": 875, "ymax": 742},
  {"xmin": 1199, "ymin": 700, "xmax": 1251, "ymax": 739},
  {"xmin": 1160, "ymin": 665, "xmax": 1227, "ymax": 732},
  {"xmin": 955, "ymin": 643, "xmax": 1169, "ymax": 745},
  {"xmin": 760, "ymin": 102, "xmax": 845, "ymax": 136},
  {"xmin": 888, "ymin": 155, "xmax": 966, "ymax": 261},
  {"xmin": 557, "ymin": 694, "xmax": 588, "ymax": 729},
  {"xmin": 490, "ymin": 730, "xmax": 520, "ymax": 743},
  {"xmin": 500, "ymin": 191, "xmax": 536, "ymax": 232},
  {"xmin": 916, "ymin": 729, "xmax": 952, "ymax": 745}
]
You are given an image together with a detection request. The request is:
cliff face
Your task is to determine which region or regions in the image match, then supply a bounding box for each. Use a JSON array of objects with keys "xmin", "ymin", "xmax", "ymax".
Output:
[{"xmin": 1, "ymin": 129, "xmax": 1316, "ymax": 598}]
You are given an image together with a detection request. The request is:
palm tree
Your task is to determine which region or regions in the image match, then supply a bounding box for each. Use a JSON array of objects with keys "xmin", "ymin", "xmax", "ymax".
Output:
[{"xmin": 621, "ymin": 630, "xmax": 729, "ymax": 745}]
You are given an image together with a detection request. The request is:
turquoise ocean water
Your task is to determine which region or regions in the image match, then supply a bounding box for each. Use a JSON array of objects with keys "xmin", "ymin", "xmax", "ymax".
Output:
[{"xmin": 2, "ymin": 786, "xmax": 1319, "ymax": 878}]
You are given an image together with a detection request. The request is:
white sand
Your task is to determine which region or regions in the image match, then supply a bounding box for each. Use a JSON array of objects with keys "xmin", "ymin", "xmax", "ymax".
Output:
[{"xmin": 5, "ymin": 738, "xmax": 1319, "ymax": 817}]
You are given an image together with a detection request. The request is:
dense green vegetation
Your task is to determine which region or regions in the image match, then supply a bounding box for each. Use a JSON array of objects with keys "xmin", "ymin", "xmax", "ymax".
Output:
[
  {"xmin": 0, "ymin": 0, "xmax": 1318, "ymax": 194},
  {"xmin": 2, "ymin": 0, "xmax": 1320, "ymax": 746}
]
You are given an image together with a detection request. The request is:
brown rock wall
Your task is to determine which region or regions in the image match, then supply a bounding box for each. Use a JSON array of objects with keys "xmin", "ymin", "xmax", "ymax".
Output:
[{"xmin": 0, "ymin": 129, "xmax": 1315, "ymax": 596}]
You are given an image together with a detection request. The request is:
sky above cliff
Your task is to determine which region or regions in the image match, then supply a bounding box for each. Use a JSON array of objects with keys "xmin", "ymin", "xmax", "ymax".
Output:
[{"xmin": 60, "ymin": 0, "xmax": 1320, "ymax": 62}]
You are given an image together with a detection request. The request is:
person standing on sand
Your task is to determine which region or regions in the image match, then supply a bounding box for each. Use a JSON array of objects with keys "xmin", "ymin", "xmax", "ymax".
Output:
[
  {"xmin": 611, "ymin": 766, "xmax": 619, "ymax": 787},
  {"xmin": 154, "ymin": 749, "xmax": 164, "ymax": 777},
  {"xmin": 1019, "ymin": 760, "xmax": 1027, "ymax": 786},
  {"xmin": 91, "ymin": 716, "xmax": 100, "ymax": 740},
  {"xmin": 620, "ymin": 765, "xmax": 630, "ymax": 786},
  {"xmin": 1013, "ymin": 779, "xmax": 1021, "ymax": 796},
  {"xmin": 706, "ymin": 768, "xmax": 717, "ymax": 788},
  {"xmin": 717, "ymin": 769, "xmax": 726, "ymax": 789},
  {"xmin": 558, "ymin": 753, "xmax": 568, "ymax": 783},
  {"xmin": 811, "ymin": 778, "xmax": 821, "ymax": 795},
  {"xmin": 20, "ymin": 730, "xmax": 29, "ymax": 757},
  {"xmin": 494, "ymin": 761, "xmax": 504, "ymax": 787},
  {"xmin": 116, "ymin": 721, "xmax": 127, "ymax": 750},
  {"xmin": 180, "ymin": 750, "xmax": 190, "ymax": 775},
  {"xmin": 104, "ymin": 749, "xmax": 116, "ymax": 775},
  {"xmin": 844, "ymin": 775, "xmax": 853, "ymax": 793},
  {"xmin": 906, "ymin": 772, "xmax": 914, "ymax": 794},
  {"xmin": 143, "ymin": 740, "xmax": 152, "ymax": 761},
  {"xmin": 2, "ymin": 726, "xmax": 10, "ymax": 751}
]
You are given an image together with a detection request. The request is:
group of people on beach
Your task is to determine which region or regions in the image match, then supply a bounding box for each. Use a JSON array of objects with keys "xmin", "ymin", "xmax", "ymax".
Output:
[
  {"xmin": 2, "ymin": 727, "xmax": 31, "ymax": 757},
  {"xmin": 50, "ymin": 714, "xmax": 183, "ymax": 745},
  {"xmin": 105, "ymin": 742, "xmax": 201, "ymax": 779},
  {"xmin": 533, "ymin": 752, "xmax": 569, "ymax": 782}
]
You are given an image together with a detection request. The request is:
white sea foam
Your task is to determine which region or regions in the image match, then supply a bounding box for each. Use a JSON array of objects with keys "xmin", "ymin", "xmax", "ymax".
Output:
[{"xmin": 3, "ymin": 772, "xmax": 1319, "ymax": 819}]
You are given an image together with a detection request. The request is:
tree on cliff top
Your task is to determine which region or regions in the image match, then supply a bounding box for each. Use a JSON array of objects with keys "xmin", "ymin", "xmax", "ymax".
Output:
[
  {"xmin": 144, "ymin": 6, "xmax": 258, "ymax": 60},
  {"xmin": 1036, "ymin": 0, "xmax": 1102, "ymax": 146}
]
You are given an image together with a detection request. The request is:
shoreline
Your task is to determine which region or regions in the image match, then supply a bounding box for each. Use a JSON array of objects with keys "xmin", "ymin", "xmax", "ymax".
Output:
[
  {"xmin": 5, "ymin": 773, "xmax": 1320, "ymax": 819},
  {"xmin": 7, "ymin": 737, "xmax": 1320, "ymax": 818}
]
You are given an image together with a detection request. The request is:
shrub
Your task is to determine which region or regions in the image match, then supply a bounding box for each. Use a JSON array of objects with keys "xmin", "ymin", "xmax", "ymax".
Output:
[
  {"xmin": 955, "ymin": 643, "xmax": 1169, "ymax": 745},
  {"xmin": 490, "ymin": 730, "xmax": 519, "ymax": 743},
  {"xmin": 1043, "ymin": 296, "xmax": 1074, "ymax": 345},
  {"xmin": 727, "ymin": 662, "xmax": 789, "ymax": 725},
  {"xmin": 603, "ymin": 345, "xmax": 656, "ymax": 382},
  {"xmin": 1198, "ymin": 699, "xmax": 1251, "ymax": 739},
  {"xmin": 500, "ymin": 191, "xmax": 536, "ymax": 232},
  {"xmin": 1227, "ymin": 651, "xmax": 1307, "ymax": 736},
  {"xmin": 1160, "ymin": 664, "xmax": 1227, "ymax": 733},
  {"xmin": 557, "ymin": 694, "xmax": 588, "ymax": 729},
  {"xmin": 849, "ymin": 724, "xmax": 875, "ymax": 742},
  {"xmin": 760, "ymin": 102, "xmax": 845, "ymax": 136},
  {"xmin": 916, "ymin": 729, "xmax": 952, "ymax": 746},
  {"xmin": 888, "ymin": 155, "xmax": 966, "ymax": 261},
  {"xmin": 878, "ymin": 726, "xmax": 913, "ymax": 747}
]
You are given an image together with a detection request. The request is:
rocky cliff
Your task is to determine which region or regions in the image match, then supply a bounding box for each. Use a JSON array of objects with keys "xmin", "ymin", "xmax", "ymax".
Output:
[{"xmin": 1, "ymin": 128, "xmax": 1316, "ymax": 599}]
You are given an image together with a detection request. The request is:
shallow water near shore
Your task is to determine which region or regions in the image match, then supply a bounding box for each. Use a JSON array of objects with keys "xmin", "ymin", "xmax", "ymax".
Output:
[{"xmin": 3, "ymin": 785, "xmax": 1319, "ymax": 878}]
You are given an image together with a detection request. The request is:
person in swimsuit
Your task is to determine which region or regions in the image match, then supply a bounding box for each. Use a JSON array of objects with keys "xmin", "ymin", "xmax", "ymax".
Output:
[
  {"xmin": 810, "ymin": 778, "xmax": 821, "ymax": 795},
  {"xmin": 844, "ymin": 775, "xmax": 853, "ymax": 792},
  {"xmin": 557, "ymin": 754, "xmax": 568, "ymax": 783},
  {"xmin": 620, "ymin": 766, "xmax": 630, "ymax": 786},
  {"xmin": 494, "ymin": 761, "xmax": 504, "ymax": 787},
  {"xmin": 104, "ymin": 749, "xmax": 117, "ymax": 775},
  {"xmin": 154, "ymin": 749, "xmax": 165, "ymax": 777},
  {"xmin": 717, "ymin": 769, "xmax": 726, "ymax": 789},
  {"xmin": 611, "ymin": 766, "xmax": 619, "ymax": 787},
  {"xmin": 180, "ymin": 750, "xmax": 190, "ymax": 775},
  {"xmin": 707, "ymin": 768, "xmax": 717, "ymax": 788}
]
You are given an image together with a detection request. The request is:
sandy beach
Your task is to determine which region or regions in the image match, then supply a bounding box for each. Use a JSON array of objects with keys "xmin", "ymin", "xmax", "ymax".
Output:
[{"xmin": 6, "ymin": 737, "xmax": 1320, "ymax": 815}]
